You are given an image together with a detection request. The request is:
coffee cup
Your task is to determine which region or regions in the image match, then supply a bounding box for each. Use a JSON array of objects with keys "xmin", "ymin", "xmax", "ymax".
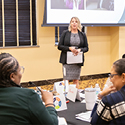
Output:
[{"xmin": 85, "ymin": 88, "xmax": 96, "ymax": 110}]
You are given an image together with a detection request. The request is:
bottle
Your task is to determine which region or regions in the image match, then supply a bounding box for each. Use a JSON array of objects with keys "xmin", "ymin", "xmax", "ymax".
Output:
[
  {"xmin": 103, "ymin": 84, "xmax": 108, "ymax": 90},
  {"xmin": 95, "ymin": 83, "xmax": 101, "ymax": 97}
]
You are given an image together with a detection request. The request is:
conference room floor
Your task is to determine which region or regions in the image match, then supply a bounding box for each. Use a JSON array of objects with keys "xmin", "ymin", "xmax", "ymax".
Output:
[{"xmin": 28, "ymin": 77, "xmax": 108, "ymax": 91}]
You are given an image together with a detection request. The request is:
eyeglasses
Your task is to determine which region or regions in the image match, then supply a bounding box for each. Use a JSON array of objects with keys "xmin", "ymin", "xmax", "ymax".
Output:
[
  {"xmin": 20, "ymin": 66, "xmax": 25, "ymax": 74},
  {"xmin": 108, "ymin": 73, "xmax": 118, "ymax": 78}
]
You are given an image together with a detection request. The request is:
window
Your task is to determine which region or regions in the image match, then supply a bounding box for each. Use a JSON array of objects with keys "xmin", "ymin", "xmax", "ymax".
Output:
[
  {"xmin": 0, "ymin": 0, "xmax": 37, "ymax": 47},
  {"xmin": 55, "ymin": 26, "xmax": 68, "ymax": 46}
]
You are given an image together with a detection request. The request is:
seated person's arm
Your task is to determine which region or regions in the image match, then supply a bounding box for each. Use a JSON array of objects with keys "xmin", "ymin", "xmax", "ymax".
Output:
[
  {"xmin": 28, "ymin": 90, "xmax": 58, "ymax": 125},
  {"xmin": 90, "ymin": 85, "xmax": 116, "ymax": 125}
]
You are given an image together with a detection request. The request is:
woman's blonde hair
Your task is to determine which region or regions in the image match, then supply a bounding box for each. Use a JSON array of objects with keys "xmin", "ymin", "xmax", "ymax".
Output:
[{"xmin": 68, "ymin": 17, "xmax": 82, "ymax": 32}]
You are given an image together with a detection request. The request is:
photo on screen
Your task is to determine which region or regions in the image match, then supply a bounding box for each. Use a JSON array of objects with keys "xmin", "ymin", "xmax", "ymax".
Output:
[
  {"xmin": 51, "ymin": 0, "xmax": 84, "ymax": 10},
  {"xmin": 42, "ymin": 0, "xmax": 125, "ymax": 26}
]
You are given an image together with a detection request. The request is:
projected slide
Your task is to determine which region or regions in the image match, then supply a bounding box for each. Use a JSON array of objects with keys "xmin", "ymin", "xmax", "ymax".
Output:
[
  {"xmin": 51, "ymin": 0, "xmax": 114, "ymax": 11},
  {"xmin": 43, "ymin": 0, "xmax": 125, "ymax": 26}
]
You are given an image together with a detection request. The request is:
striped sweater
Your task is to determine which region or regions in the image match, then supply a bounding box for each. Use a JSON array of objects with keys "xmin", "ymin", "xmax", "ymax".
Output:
[{"xmin": 91, "ymin": 85, "xmax": 125, "ymax": 125}]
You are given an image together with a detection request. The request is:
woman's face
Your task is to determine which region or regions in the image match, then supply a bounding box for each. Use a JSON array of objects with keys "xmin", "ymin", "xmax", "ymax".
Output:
[
  {"xmin": 110, "ymin": 65, "xmax": 124, "ymax": 90},
  {"xmin": 11, "ymin": 66, "xmax": 23, "ymax": 85},
  {"xmin": 70, "ymin": 18, "xmax": 78, "ymax": 30}
]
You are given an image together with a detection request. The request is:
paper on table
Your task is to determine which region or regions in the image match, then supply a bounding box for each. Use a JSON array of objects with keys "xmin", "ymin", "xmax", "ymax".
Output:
[
  {"xmin": 75, "ymin": 111, "xmax": 91, "ymax": 117},
  {"xmin": 76, "ymin": 116, "xmax": 91, "ymax": 122},
  {"xmin": 58, "ymin": 117, "xmax": 67, "ymax": 125},
  {"xmin": 79, "ymin": 93, "xmax": 85, "ymax": 98},
  {"xmin": 75, "ymin": 111, "xmax": 91, "ymax": 122},
  {"xmin": 81, "ymin": 99, "xmax": 86, "ymax": 103},
  {"xmin": 77, "ymin": 89, "xmax": 84, "ymax": 93}
]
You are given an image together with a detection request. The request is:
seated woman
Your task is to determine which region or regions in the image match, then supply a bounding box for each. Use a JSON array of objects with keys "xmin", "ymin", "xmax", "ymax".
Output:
[
  {"xmin": 0, "ymin": 53, "xmax": 58, "ymax": 125},
  {"xmin": 91, "ymin": 58, "xmax": 125, "ymax": 124}
]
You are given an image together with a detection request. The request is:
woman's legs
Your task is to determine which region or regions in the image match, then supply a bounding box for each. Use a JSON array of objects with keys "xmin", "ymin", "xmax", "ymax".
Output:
[{"xmin": 73, "ymin": 79, "xmax": 79, "ymax": 89}]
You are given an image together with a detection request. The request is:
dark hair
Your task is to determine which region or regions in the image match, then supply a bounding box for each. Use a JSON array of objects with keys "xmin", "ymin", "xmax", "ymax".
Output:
[
  {"xmin": 0, "ymin": 53, "xmax": 20, "ymax": 87},
  {"xmin": 122, "ymin": 54, "xmax": 125, "ymax": 58},
  {"xmin": 113, "ymin": 58, "xmax": 125, "ymax": 75}
]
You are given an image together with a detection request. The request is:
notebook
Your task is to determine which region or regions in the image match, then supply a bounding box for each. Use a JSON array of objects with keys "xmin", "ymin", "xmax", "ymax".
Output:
[{"xmin": 67, "ymin": 52, "xmax": 83, "ymax": 64}]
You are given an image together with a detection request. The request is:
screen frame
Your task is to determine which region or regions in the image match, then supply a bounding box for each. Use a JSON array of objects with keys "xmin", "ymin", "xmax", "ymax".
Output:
[{"xmin": 42, "ymin": 0, "xmax": 125, "ymax": 27}]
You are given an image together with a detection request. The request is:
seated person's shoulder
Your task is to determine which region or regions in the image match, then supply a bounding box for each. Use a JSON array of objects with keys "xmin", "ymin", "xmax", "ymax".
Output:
[
  {"xmin": 102, "ymin": 91, "xmax": 122, "ymax": 106},
  {"xmin": 16, "ymin": 87, "xmax": 36, "ymax": 96}
]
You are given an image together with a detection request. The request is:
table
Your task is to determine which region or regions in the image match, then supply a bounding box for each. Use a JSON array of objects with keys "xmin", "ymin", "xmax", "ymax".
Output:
[{"xmin": 57, "ymin": 99, "xmax": 90, "ymax": 125}]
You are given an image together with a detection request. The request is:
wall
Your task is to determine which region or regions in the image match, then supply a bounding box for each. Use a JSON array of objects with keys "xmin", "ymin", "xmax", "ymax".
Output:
[
  {"xmin": 0, "ymin": 0, "xmax": 124, "ymax": 83},
  {"xmin": 119, "ymin": 27, "xmax": 125, "ymax": 58},
  {"xmin": 110, "ymin": 27, "xmax": 119, "ymax": 66},
  {"xmin": 110, "ymin": 26, "xmax": 125, "ymax": 66},
  {"xmin": 82, "ymin": 27, "xmax": 111, "ymax": 75}
]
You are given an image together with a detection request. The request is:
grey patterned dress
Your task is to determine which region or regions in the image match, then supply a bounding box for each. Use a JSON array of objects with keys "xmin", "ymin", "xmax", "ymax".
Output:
[{"xmin": 63, "ymin": 33, "xmax": 81, "ymax": 80}]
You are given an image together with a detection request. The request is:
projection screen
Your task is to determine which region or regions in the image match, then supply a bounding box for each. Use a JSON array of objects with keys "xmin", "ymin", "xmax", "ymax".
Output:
[{"xmin": 42, "ymin": 0, "xmax": 125, "ymax": 26}]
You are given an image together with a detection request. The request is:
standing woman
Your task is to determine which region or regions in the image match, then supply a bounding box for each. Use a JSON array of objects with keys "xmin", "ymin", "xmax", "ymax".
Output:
[{"xmin": 58, "ymin": 17, "xmax": 89, "ymax": 89}]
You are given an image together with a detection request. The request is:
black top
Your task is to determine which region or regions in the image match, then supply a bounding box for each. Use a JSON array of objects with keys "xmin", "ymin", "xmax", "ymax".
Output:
[{"xmin": 58, "ymin": 30, "xmax": 89, "ymax": 66}]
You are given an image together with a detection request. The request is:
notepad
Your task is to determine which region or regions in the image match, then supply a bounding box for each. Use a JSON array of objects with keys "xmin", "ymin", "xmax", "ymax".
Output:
[{"xmin": 67, "ymin": 52, "xmax": 83, "ymax": 64}]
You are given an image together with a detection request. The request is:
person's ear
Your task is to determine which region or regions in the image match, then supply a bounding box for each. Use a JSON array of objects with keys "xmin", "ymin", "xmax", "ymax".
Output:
[
  {"xmin": 10, "ymin": 73, "xmax": 15, "ymax": 81},
  {"xmin": 122, "ymin": 73, "xmax": 125, "ymax": 82}
]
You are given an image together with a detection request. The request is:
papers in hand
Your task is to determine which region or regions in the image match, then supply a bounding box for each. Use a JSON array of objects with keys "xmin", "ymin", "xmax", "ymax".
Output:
[
  {"xmin": 67, "ymin": 51, "xmax": 83, "ymax": 64},
  {"xmin": 75, "ymin": 111, "xmax": 92, "ymax": 122}
]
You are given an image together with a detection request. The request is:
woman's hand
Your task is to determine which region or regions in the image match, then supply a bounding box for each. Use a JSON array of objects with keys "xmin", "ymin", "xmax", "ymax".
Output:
[
  {"xmin": 74, "ymin": 49, "xmax": 81, "ymax": 56},
  {"xmin": 69, "ymin": 47, "xmax": 81, "ymax": 56},
  {"xmin": 99, "ymin": 85, "xmax": 116, "ymax": 99},
  {"xmin": 41, "ymin": 90, "xmax": 54, "ymax": 107}
]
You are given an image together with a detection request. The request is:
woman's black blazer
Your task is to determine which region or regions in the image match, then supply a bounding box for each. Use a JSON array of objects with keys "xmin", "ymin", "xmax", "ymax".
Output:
[{"xmin": 58, "ymin": 30, "xmax": 89, "ymax": 66}]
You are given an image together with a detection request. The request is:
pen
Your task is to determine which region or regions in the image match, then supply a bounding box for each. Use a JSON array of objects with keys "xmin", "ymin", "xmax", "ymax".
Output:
[{"xmin": 66, "ymin": 100, "xmax": 69, "ymax": 103}]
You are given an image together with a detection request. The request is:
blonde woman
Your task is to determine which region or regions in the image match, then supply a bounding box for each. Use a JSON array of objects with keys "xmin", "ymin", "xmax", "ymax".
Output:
[{"xmin": 58, "ymin": 17, "xmax": 89, "ymax": 89}]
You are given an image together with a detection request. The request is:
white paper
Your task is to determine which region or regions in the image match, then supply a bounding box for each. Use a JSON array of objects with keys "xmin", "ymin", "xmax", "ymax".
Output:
[
  {"xmin": 75, "ymin": 111, "xmax": 91, "ymax": 122},
  {"xmin": 58, "ymin": 117, "xmax": 67, "ymax": 125},
  {"xmin": 67, "ymin": 86, "xmax": 77, "ymax": 102},
  {"xmin": 76, "ymin": 116, "xmax": 90, "ymax": 122},
  {"xmin": 53, "ymin": 81, "xmax": 69, "ymax": 94},
  {"xmin": 75, "ymin": 111, "xmax": 91, "ymax": 117},
  {"xmin": 69, "ymin": 84, "xmax": 76, "ymax": 88},
  {"xmin": 53, "ymin": 94, "xmax": 67, "ymax": 111},
  {"xmin": 76, "ymin": 90, "xmax": 82, "ymax": 101},
  {"xmin": 67, "ymin": 86, "xmax": 82, "ymax": 102},
  {"xmin": 79, "ymin": 93, "xmax": 85, "ymax": 98},
  {"xmin": 67, "ymin": 52, "xmax": 83, "ymax": 64},
  {"xmin": 81, "ymin": 99, "xmax": 86, "ymax": 103},
  {"xmin": 77, "ymin": 89, "xmax": 84, "ymax": 93}
]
